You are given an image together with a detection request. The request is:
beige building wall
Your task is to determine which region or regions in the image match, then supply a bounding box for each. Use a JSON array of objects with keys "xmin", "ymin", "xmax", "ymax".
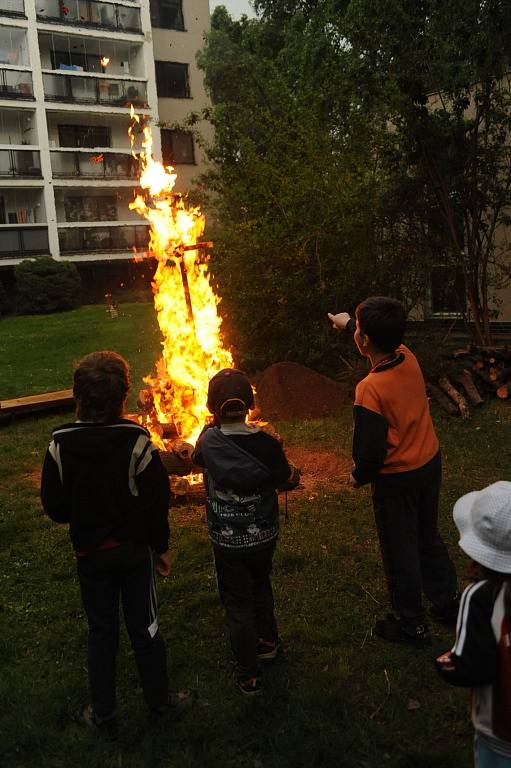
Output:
[{"xmin": 151, "ymin": 0, "xmax": 211, "ymax": 191}]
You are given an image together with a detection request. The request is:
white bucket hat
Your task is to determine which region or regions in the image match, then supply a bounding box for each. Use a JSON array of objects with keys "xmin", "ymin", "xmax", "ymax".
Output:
[{"xmin": 453, "ymin": 481, "xmax": 511, "ymax": 573}]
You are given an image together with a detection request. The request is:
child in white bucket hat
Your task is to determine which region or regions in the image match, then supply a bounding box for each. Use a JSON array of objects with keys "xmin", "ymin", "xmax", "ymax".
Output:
[{"xmin": 436, "ymin": 481, "xmax": 511, "ymax": 767}]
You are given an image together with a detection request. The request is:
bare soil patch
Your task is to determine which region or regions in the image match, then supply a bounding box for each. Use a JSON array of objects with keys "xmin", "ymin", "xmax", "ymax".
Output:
[
  {"xmin": 254, "ymin": 362, "xmax": 348, "ymax": 421},
  {"xmin": 285, "ymin": 446, "xmax": 352, "ymax": 493}
]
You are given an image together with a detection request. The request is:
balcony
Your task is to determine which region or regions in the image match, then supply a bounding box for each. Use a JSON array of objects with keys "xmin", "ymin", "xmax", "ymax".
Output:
[
  {"xmin": 0, "ymin": 226, "xmax": 49, "ymax": 260},
  {"xmin": 0, "ymin": 0, "xmax": 26, "ymax": 19},
  {"xmin": 0, "ymin": 149, "xmax": 41, "ymax": 178},
  {"xmin": 59, "ymin": 223, "xmax": 149, "ymax": 253},
  {"xmin": 51, "ymin": 149, "xmax": 140, "ymax": 179},
  {"xmin": 36, "ymin": 0, "xmax": 142, "ymax": 34},
  {"xmin": 43, "ymin": 73, "xmax": 148, "ymax": 107},
  {"xmin": 0, "ymin": 69, "xmax": 33, "ymax": 100}
]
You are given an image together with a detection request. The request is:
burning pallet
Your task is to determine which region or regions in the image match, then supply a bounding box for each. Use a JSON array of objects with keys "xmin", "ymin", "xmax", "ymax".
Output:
[{"xmin": 428, "ymin": 345, "xmax": 511, "ymax": 418}]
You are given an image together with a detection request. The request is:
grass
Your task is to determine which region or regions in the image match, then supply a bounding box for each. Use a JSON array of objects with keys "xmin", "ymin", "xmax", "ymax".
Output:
[{"xmin": 1, "ymin": 305, "xmax": 510, "ymax": 767}]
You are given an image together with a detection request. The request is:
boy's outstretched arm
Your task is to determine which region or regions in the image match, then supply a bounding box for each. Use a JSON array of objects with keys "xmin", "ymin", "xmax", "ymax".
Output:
[
  {"xmin": 41, "ymin": 443, "xmax": 70, "ymax": 523},
  {"xmin": 328, "ymin": 312, "xmax": 356, "ymax": 334}
]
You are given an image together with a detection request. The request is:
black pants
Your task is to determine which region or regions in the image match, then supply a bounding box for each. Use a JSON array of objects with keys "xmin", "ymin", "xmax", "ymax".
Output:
[
  {"xmin": 373, "ymin": 465, "xmax": 457, "ymax": 629},
  {"xmin": 77, "ymin": 541, "xmax": 168, "ymax": 719},
  {"xmin": 213, "ymin": 544, "xmax": 278, "ymax": 677}
]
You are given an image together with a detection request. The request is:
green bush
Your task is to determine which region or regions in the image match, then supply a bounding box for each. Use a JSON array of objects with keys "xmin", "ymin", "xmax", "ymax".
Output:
[
  {"xmin": 0, "ymin": 279, "xmax": 11, "ymax": 316},
  {"xmin": 15, "ymin": 257, "xmax": 82, "ymax": 314}
]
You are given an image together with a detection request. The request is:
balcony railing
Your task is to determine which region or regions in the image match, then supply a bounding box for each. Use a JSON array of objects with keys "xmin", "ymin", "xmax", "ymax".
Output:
[
  {"xmin": 43, "ymin": 73, "xmax": 148, "ymax": 107},
  {"xmin": 0, "ymin": 149, "xmax": 42, "ymax": 178},
  {"xmin": 59, "ymin": 224, "xmax": 149, "ymax": 253},
  {"xmin": 0, "ymin": 69, "xmax": 33, "ymax": 100},
  {"xmin": 51, "ymin": 150, "xmax": 140, "ymax": 179},
  {"xmin": 0, "ymin": 0, "xmax": 26, "ymax": 18},
  {"xmin": 36, "ymin": 0, "xmax": 142, "ymax": 34},
  {"xmin": 0, "ymin": 226, "xmax": 49, "ymax": 259}
]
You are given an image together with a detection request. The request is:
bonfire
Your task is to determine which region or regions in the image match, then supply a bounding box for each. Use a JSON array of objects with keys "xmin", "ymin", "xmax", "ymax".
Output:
[{"xmin": 128, "ymin": 110, "xmax": 233, "ymax": 450}]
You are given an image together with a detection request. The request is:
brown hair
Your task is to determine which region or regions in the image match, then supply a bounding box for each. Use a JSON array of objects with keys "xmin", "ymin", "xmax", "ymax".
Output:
[
  {"xmin": 73, "ymin": 351, "xmax": 130, "ymax": 423},
  {"xmin": 356, "ymin": 296, "xmax": 406, "ymax": 353}
]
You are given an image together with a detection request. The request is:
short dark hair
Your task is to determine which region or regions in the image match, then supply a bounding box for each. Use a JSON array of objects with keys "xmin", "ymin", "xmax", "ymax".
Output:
[
  {"xmin": 356, "ymin": 296, "xmax": 406, "ymax": 353},
  {"xmin": 73, "ymin": 351, "xmax": 130, "ymax": 422}
]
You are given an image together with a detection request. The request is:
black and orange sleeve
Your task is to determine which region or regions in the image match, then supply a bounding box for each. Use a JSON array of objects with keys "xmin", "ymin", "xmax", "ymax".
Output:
[{"xmin": 352, "ymin": 405, "xmax": 388, "ymax": 485}]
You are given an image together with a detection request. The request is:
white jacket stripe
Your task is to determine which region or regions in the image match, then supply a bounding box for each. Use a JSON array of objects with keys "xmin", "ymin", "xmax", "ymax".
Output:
[
  {"xmin": 48, "ymin": 440, "xmax": 63, "ymax": 483},
  {"xmin": 452, "ymin": 581, "xmax": 486, "ymax": 655}
]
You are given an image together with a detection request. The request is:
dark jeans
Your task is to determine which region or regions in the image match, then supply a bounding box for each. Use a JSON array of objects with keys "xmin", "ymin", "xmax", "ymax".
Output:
[
  {"xmin": 213, "ymin": 544, "xmax": 278, "ymax": 677},
  {"xmin": 373, "ymin": 466, "xmax": 457, "ymax": 630},
  {"xmin": 77, "ymin": 541, "xmax": 168, "ymax": 718}
]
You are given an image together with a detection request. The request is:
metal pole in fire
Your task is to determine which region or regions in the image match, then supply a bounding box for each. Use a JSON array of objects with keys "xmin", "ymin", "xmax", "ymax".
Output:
[{"xmin": 174, "ymin": 241, "xmax": 213, "ymax": 332}]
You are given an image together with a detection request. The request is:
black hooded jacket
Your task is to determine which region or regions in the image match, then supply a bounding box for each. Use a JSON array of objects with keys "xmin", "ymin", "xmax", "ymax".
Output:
[{"xmin": 41, "ymin": 419, "xmax": 170, "ymax": 553}]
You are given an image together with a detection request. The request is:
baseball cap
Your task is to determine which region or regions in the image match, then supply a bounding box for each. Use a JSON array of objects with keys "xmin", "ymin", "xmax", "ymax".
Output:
[
  {"xmin": 207, "ymin": 368, "xmax": 255, "ymax": 417},
  {"xmin": 453, "ymin": 481, "xmax": 511, "ymax": 573}
]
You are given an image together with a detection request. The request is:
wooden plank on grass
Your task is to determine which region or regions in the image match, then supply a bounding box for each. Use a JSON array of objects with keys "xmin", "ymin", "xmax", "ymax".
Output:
[{"xmin": 0, "ymin": 389, "xmax": 74, "ymax": 415}]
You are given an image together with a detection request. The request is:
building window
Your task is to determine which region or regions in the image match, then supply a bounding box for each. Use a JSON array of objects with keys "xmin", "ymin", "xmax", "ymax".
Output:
[
  {"xmin": 161, "ymin": 129, "xmax": 195, "ymax": 165},
  {"xmin": 430, "ymin": 265, "xmax": 466, "ymax": 315},
  {"xmin": 58, "ymin": 125, "xmax": 111, "ymax": 148},
  {"xmin": 64, "ymin": 196, "xmax": 117, "ymax": 222},
  {"xmin": 155, "ymin": 61, "xmax": 190, "ymax": 98},
  {"xmin": 149, "ymin": 0, "xmax": 184, "ymax": 30}
]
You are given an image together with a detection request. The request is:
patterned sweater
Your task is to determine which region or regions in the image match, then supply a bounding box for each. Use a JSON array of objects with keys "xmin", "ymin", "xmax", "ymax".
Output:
[{"xmin": 192, "ymin": 423, "xmax": 291, "ymax": 551}]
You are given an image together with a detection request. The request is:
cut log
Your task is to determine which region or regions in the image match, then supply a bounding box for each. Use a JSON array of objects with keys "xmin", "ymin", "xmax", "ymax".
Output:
[
  {"xmin": 438, "ymin": 376, "xmax": 470, "ymax": 419},
  {"xmin": 451, "ymin": 347, "xmax": 472, "ymax": 359},
  {"xmin": 471, "ymin": 367, "xmax": 498, "ymax": 392},
  {"xmin": 137, "ymin": 389, "xmax": 153, "ymax": 412},
  {"xmin": 427, "ymin": 383, "xmax": 458, "ymax": 416},
  {"xmin": 172, "ymin": 440, "xmax": 195, "ymax": 461},
  {"xmin": 153, "ymin": 421, "xmax": 178, "ymax": 440},
  {"xmin": 452, "ymin": 370, "xmax": 484, "ymax": 407},
  {"xmin": 169, "ymin": 475, "xmax": 206, "ymax": 505},
  {"xmin": 160, "ymin": 450, "xmax": 194, "ymax": 476},
  {"xmin": 496, "ymin": 385, "xmax": 509, "ymax": 399},
  {"xmin": 0, "ymin": 388, "xmax": 74, "ymax": 416}
]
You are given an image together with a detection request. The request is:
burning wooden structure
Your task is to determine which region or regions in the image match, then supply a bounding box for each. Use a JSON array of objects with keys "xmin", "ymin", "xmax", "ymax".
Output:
[{"xmin": 127, "ymin": 110, "xmax": 234, "ymax": 503}]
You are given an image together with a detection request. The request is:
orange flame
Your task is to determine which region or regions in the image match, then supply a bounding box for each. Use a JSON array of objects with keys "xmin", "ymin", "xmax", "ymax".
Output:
[{"xmin": 129, "ymin": 107, "xmax": 232, "ymax": 445}]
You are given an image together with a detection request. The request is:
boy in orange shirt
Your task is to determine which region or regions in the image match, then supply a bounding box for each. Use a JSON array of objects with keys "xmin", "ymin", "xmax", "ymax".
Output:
[{"xmin": 328, "ymin": 297, "xmax": 458, "ymax": 647}]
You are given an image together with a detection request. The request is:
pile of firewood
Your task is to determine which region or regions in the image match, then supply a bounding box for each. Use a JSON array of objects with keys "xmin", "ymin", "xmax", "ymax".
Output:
[{"xmin": 428, "ymin": 345, "xmax": 511, "ymax": 418}]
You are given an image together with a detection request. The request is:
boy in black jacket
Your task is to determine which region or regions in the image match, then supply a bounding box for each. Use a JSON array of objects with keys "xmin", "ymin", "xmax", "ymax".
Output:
[
  {"xmin": 41, "ymin": 351, "xmax": 191, "ymax": 735},
  {"xmin": 192, "ymin": 368, "xmax": 298, "ymax": 696}
]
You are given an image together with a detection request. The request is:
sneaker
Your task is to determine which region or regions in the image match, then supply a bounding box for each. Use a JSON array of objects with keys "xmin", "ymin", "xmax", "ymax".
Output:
[
  {"xmin": 430, "ymin": 593, "xmax": 461, "ymax": 625},
  {"xmin": 235, "ymin": 674, "xmax": 262, "ymax": 697},
  {"xmin": 257, "ymin": 637, "xmax": 282, "ymax": 662},
  {"xmin": 149, "ymin": 690, "xmax": 196, "ymax": 727},
  {"xmin": 374, "ymin": 615, "xmax": 432, "ymax": 648},
  {"xmin": 82, "ymin": 705, "xmax": 119, "ymax": 740}
]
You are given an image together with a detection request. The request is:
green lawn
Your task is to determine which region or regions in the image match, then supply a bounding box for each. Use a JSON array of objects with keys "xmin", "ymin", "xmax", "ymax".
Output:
[{"xmin": 1, "ymin": 305, "xmax": 510, "ymax": 768}]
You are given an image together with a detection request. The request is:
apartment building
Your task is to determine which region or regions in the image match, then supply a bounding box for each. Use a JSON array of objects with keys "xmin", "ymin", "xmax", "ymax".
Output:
[{"xmin": 0, "ymin": 0, "xmax": 210, "ymax": 268}]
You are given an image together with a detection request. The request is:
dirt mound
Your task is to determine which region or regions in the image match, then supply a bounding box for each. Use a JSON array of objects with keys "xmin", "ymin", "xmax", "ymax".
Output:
[
  {"xmin": 284, "ymin": 447, "xmax": 352, "ymax": 492},
  {"xmin": 254, "ymin": 362, "xmax": 346, "ymax": 421}
]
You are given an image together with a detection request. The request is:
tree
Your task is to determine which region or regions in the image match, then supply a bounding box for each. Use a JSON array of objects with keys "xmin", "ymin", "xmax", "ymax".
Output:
[
  {"xmin": 345, "ymin": 0, "xmax": 511, "ymax": 343},
  {"xmin": 15, "ymin": 257, "xmax": 82, "ymax": 314},
  {"xmin": 197, "ymin": 3, "xmax": 427, "ymax": 369}
]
